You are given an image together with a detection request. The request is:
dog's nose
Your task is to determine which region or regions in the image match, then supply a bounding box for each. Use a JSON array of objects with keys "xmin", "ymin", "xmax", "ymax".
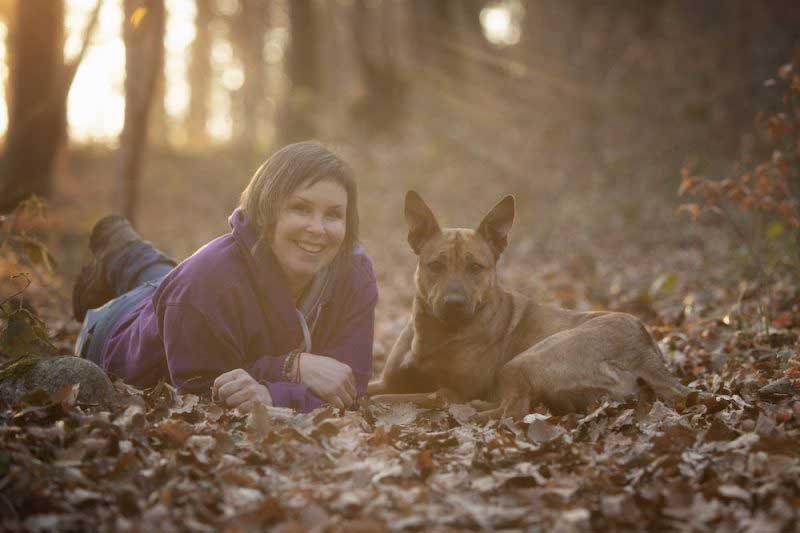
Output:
[{"xmin": 442, "ymin": 293, "xmax": 468, "ymax": 316}]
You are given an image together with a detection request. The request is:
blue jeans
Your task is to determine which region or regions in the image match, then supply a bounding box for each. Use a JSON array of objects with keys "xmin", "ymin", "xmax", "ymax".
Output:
[{"xmin": 76, "ymin": 240, "xmax": 175, "ymax": 365}]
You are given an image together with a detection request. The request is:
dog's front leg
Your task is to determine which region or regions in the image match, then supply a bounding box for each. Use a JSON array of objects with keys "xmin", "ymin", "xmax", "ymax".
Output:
[
  {"xmin": 371, "ymin": 388, "xmax": 460, "ymax": 408},
  {"xmin": 368, "ymin": 319, "xmax": 416, "ymax": 395},
  {"xmin": 367, "ymin": 380, "xmax": 388, "ymax": 395},
  {"xmin": 370, "ymin": 391, "xmax": 442, "ymax": 407},
  {"xmin": 472, "ymin": 405, "xmax": 506, "ymax": 423},
  {"xmin": 472, "ymin": 394, "xmax": 531, "ymax": 422},
  {"xmin": 369, "ymin": 321, "xmax": 440, "ymax": 396},
  {"xmin": 468, "ymin": 399, "xmax": 499, "ymax": 411}
]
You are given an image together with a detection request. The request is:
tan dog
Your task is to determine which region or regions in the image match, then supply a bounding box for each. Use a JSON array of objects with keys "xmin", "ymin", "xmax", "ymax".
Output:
[{"xmin": 368, "ymin": 192, "xmax": 688, "ymax": 419}]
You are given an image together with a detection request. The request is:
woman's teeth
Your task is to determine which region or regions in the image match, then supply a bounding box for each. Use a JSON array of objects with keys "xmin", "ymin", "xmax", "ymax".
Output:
[{"xmin": 296, "ymin": 241, "xmax": 324, "ymax": 254}]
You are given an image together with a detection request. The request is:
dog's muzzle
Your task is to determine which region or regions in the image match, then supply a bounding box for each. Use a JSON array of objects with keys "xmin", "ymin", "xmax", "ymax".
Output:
[{"xmin": 436, "ymin": 292, "xmax": 472, "ymax": 323}]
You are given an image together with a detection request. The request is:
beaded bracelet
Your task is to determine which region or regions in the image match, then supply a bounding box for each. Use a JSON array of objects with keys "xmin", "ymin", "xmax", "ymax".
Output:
[
  {"xmin": 296, "ymin": 353, "xmax": 303, "ymax": 384},
  {"xmin": 282, "ymin": 350, "xmax": 301, "ymax": 382}
]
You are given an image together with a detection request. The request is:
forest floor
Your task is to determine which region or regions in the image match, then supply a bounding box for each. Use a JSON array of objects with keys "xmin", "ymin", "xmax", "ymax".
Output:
[{"xmin": 1, "ymin": 132, "xmax": 799, "ymax": 531}]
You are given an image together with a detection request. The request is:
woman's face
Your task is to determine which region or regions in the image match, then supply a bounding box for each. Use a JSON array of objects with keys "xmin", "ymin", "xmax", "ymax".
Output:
[{"xmin": 271, "ymin": 179, "xmax": 348, "ymax": 294}]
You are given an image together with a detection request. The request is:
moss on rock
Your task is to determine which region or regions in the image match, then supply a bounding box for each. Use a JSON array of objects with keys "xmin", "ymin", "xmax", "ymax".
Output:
[
  {"xmin": 0, "ymin": 355, "xmax": 116, "ymax": 405},
  {"xmin": 0, "ymin": 355, "xmax": 43, "ymax": 382}
]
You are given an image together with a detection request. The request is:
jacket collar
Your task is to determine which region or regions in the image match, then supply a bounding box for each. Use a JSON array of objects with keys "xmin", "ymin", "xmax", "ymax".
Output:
[{"xmin": 228, "ymin": 208, "xmax": 303, "ymax": 353}]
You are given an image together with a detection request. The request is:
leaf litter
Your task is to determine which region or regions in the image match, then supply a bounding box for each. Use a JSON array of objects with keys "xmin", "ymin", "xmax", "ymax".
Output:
[{"xmin": 3, "ymin": 326, "xmax": 799, "ymax": 532}]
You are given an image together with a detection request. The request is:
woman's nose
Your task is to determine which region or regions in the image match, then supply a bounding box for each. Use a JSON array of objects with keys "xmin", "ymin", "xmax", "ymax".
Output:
[{"xmin": 305, "ymin": 214, "xmax": 325, "ymax": 234}]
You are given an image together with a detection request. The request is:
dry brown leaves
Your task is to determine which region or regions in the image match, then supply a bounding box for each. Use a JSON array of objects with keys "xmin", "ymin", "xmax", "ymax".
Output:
[
  {"xmin": 2, "ymin": 200, "xmax": 800, "ymax": 532},
  {"xmin": 2, "ymin": 300, "xmax": 800, "ymax": 532}
]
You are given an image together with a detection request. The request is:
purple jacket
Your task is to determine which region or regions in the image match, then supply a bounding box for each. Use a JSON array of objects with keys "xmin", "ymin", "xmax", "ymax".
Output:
[{"xmin": 99, "ymin": 208, "xmax": 377, "ymax": 412}]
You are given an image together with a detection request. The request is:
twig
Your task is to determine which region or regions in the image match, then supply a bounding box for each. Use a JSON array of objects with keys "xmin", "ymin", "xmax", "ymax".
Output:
[
  {"xmin": 711, "ymin": 206, "xmax": 780, "ymax": 333},
  {"xmin": 0, "ymin": 274, "xmax": 31, "ymax": 310},
  {"xmin": 64, "ymin": 0, "xmax": 104, "ymax": 90},
  {"xmin": 0, "ymin": 492, "xmax": 18, "ymax": 521},
  {"xmin": 717, "ymin": 206, "xmax": 770, "ymax": 282},
  {"xmin": 15, "ymin": 254, "xmax": 71, "ymax": 314}
]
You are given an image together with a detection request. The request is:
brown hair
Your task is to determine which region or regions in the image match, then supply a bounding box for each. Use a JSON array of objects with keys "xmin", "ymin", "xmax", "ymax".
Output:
[{"xmin": 239, "ymin": 141, "xmax": 359, "ymax": 270}]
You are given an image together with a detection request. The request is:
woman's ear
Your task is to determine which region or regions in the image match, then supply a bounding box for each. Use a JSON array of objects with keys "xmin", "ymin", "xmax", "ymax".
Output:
[{"xmin": 405, "ymin": 191, "xmax": 441, "ymax": 255}]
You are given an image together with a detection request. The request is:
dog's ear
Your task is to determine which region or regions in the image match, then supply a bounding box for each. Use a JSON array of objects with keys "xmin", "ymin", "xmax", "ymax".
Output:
[
  {"xmin": 405, "ymin": 191, "xmax": 441, "ymax": 254},
  {"xmin": 476, "ymin": 195, "xmax": 515, "ymax": 258}
]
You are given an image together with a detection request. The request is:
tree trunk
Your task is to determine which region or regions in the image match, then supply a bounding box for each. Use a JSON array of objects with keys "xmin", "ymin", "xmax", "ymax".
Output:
[
  {"xmin": 231, "ymin": 0, "xmax": 268, "ymax": 149},
  {"xmin": 281, "ymin": 0, "xmax": 319, "ymax": 143},
  {"xmin": 0, "ymin": 0, "xmax": 65, "ymax": 212},
  {"xmin": 187, "ymin": 0, "xmax": 213, "ymax": 149},
  {"xmin": 149, "ymin": 64, "xmax": 169, "ymax": 147},
  {"xmin": 410, "ymin": 0, "xmax": 461, "ymax": 80},
  {"xmin": 117, "ymin": 0, "xmax": 166, "ymax": 224},
  {"xmin": 350, "ymin": 0, "xmax": 406, "ymax": 136}
]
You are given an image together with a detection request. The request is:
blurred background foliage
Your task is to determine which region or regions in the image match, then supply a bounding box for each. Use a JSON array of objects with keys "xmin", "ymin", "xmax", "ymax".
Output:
[{"xmin": 0, "ymin": 0, "xmax": 797, "ymax": 336}]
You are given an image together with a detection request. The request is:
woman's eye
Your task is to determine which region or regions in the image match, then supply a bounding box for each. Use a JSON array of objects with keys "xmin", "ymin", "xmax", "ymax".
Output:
[
  {"xmin": 291, "ymin": 204, "xmax": 311, "ymax": 214},
  {"xmin": 325, "ymin": 210, "xmax": 344, "ymax": 220},
  {"xmin": 468, "ymin": 262, "xmax": 485, "ymax": 275},
  {"xmin": 427, "ymin": 261, "xmax": 445, "ymax": 274}
]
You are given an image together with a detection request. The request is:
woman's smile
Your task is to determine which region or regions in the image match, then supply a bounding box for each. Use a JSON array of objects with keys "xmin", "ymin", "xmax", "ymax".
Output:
[{"xmin": 294, "ymin": 240, "xmax": 325, "ymax": 254}]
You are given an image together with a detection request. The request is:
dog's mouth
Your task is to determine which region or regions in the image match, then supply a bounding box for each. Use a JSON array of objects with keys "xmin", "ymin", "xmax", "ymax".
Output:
[
  {"xmin": 438, "ymin": 314, "xmax": 470, "ymax": 328},
  {"xmin": 432, "ymin": 304, "xmax": 475, "ymax": 326}
]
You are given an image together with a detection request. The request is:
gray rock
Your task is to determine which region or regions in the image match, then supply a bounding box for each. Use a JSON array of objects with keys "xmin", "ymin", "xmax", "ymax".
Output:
[{"xmin": 0, "ymin": 355, "xmax": 116, "ymax": 405}]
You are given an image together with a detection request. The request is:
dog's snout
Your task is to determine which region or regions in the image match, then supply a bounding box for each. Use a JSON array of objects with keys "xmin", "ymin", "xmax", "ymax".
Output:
[
  {"xmin": 441, "ymin": 292, "xmax": 469, "ymax": 319},
  {"xmin": 443, "ymin": 292, "xmax": 467, "ymax": 309}
]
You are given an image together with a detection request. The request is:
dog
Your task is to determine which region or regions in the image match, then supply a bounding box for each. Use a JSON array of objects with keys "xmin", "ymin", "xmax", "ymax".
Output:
[{"xmin": 367, "ymin": 191, "xmax": 688, "ymax": 419}]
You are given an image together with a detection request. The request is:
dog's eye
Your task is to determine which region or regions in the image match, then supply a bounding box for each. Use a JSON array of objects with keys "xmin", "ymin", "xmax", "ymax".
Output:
[
  {"xmin": 427, "ymin": 261, "xmax": 445, "ymax": 274},
  {"xmin": 468, "ymin": 262, "xmax": 485, "ymax": 275}
]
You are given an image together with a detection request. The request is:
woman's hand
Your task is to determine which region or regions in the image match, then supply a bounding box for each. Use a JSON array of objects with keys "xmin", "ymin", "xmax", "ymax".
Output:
[
  {"xmin": 212, "ymin": 368, "xmax": 273, "ymax": 412},
  {"xmin": 297, "ymin": 353, "xmax": 356, "ymax": 409}
]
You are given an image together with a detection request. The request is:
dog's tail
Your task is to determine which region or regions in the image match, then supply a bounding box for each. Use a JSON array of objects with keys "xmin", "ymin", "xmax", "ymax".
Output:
[
  {"xmin": 638, "ymin": 325, "xmax": 690, "ymax": 401},
  {"xmin": 639, "ymin": 367, "xmax": 691, "ymax": 401}
]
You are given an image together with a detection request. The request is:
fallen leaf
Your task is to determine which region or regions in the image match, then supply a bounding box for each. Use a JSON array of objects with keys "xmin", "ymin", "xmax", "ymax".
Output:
[{"xmin": 50, "ymin": 383, "xmax": 79, "ymax": 406}]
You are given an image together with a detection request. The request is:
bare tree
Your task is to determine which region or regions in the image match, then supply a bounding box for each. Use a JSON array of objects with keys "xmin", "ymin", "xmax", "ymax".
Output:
[
  {"xmin": 0, "ymin": 0, "xmax": 64, "ymax": 212},
  {"xmin": 0, "ymin": 0, "xmax": 65, "ymax": 212},
  {"xmin": 410, "ymin": 0, "xmax": 461, "ymax": 80},
  {"xmin": 149, "ymin": 60, "xmax": 169, "ymax": 147},
  {"xmin": 186, "ymin": 0, "xmax": 213, "ymax": 149},
  {"xmin": 280, "ymin": 0, "xmax": 319, "ymax": 143},
  {"xmin": 350, "ymin": 0, "xmax": 407, "ymax": 136},
  {"xmin": 231, "ymin": 0, "xmax": 269, "ymax": 149},
  {"xmin": 117, "ymin": 0, "xmax": 166, "ymax": 224},
  {"xmin": 0, "ymin": 0, "xmax": 101, "ymax": 212}
]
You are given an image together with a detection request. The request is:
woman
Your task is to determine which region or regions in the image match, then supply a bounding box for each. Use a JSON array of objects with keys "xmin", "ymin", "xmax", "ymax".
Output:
[{"xmin": 73, "ymin": 142, "xmax": 377, "ymax": 412}]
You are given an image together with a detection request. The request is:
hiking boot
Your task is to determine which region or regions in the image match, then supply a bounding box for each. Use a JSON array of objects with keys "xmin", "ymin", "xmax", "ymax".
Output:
[{"xmin": 72, "ymin": 215, "xmax": 142, "ymax": 322}]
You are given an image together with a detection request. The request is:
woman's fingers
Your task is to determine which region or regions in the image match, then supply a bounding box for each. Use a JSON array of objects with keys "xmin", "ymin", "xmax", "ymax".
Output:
[
  {"xmin": 329, "ymin": 394, "xmax": 345, "ymax": 410},
  {"xmin": 331, "ymin": 363, "xmax": 356, "ymax": 402},
  {"xmin": 214, "ymin": 368, "xmax": 245, "ymax": 387},
  {"xmin": 238, "ymin": 400, "xmax": 257, "ymax": 413},
  {"xmin": 337, "ymin": 385, "xmax": 355, "ymax": 409},
  {"xmin": 212, "ymin": 368, "xmax": 247, "ymax": 398},
  {"xmin": 225, "ymin": 386, "xmax": 256, "ymax": 407},
  {"xmin": 345, "ymin": 376, "xmax": 357, "ymax": 400},
  {"xmin": 334, "ymin": 373, "xmax": 356, "ymax": 406},
  {"xmin": 217, "ymin": 377, "xmax": 247, "ymax": 401}
]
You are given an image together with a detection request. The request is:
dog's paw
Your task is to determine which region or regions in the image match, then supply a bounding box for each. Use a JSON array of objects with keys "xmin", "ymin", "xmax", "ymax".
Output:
[{"xmin": 467, "ymin": 399, "xmax": 497, "ymax": 411}]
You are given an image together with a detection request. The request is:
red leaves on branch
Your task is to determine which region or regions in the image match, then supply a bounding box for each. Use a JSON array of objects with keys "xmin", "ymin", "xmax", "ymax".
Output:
[{"xmin": 679, "ymin": 59, "xmax": 800, "ymax": 231}]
